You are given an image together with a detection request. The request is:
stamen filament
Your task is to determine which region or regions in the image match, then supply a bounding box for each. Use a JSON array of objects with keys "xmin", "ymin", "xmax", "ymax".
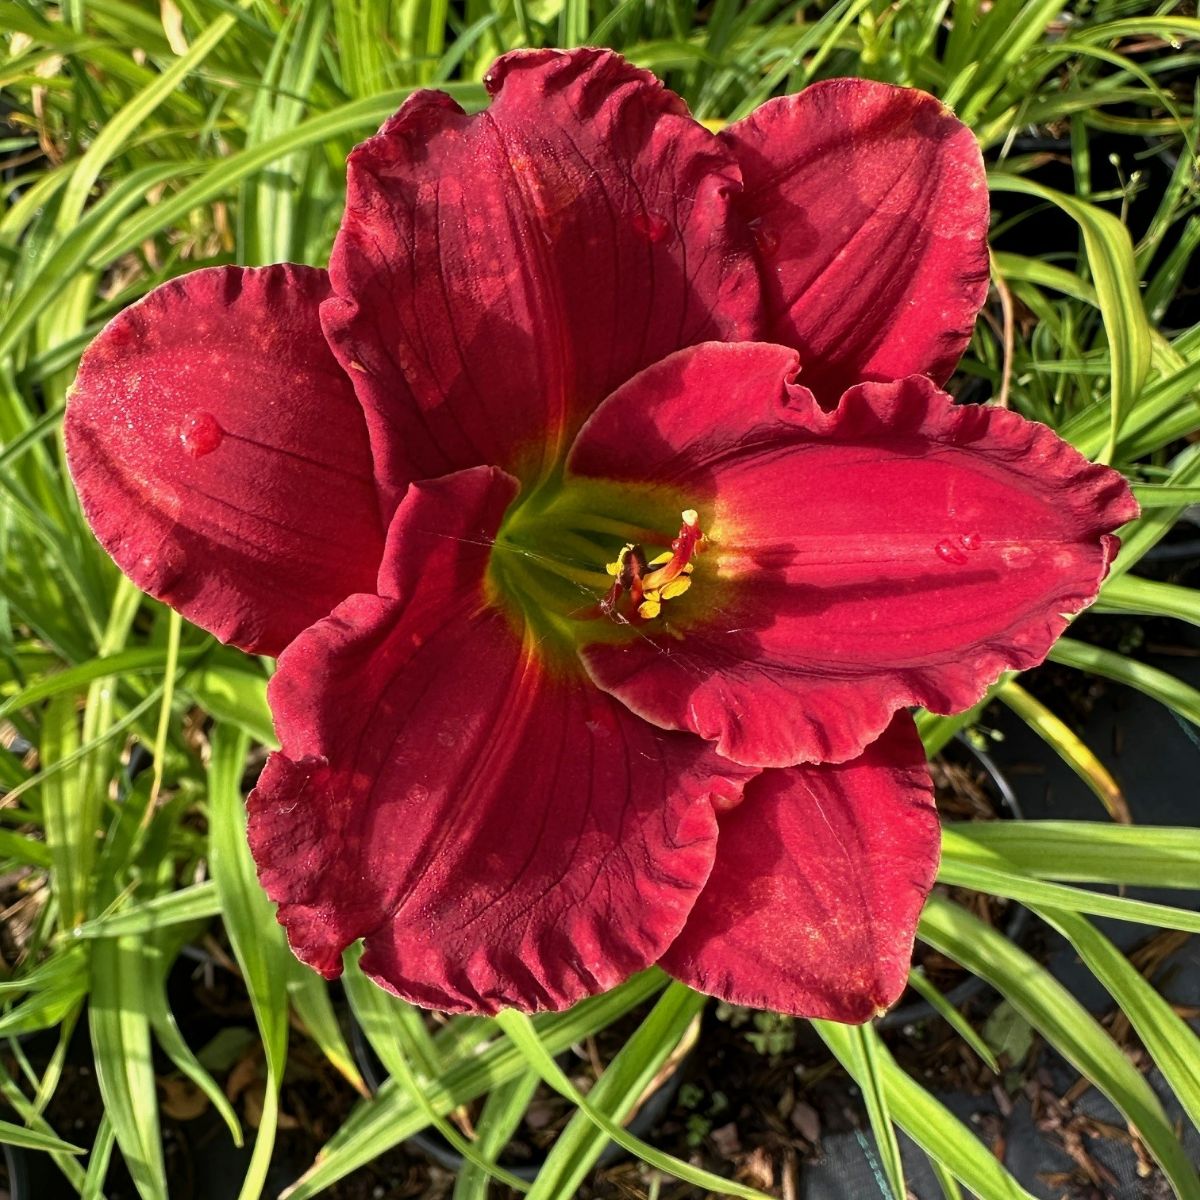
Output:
[
  {"xmin": 491, "ymin": 534, "xmax": 611, "ymax": 588},
  {"xmin": 490, "ymin": 555, "xmax": 599, "ymax": 627},
  {"xmin": 554, "ymin": 529, "xmax": 615, "ymax": 569},
  {"xmin": 508, "ymin": 549, "xmax": 612, "ymax": 590},
  {"xmin": 533, "ymin": 505, "xmax": 669, "ymax": 546}
]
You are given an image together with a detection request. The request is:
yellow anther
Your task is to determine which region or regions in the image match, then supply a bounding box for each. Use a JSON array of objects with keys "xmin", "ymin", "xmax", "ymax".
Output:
[
  {"xmin": 659, "ymin": 576, "xmax": 691, "ymax": 600},
  {"xmin": 605, "ymin": 544, "xmax": 635, "ymax": 576},
  {"xmin": 598, "ymin": 514, "xmax": 702, "ymax": 622},
  {"xmin": 647, "ymin": 550, "xmax": 695, "ymax": 573},
  {"xmin": 637, "ymin": 595, "xmax": 662, "ymax": 620}
]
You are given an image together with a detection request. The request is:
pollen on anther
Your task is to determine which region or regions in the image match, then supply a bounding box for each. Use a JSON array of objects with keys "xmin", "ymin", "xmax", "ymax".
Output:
[
  {"xmin": 638, "ymin": 596, "xmax": 662, "ymax": 620},
  {"xmin": 605, "ymin": 544, "xmax": 634, "ymax": 577}
]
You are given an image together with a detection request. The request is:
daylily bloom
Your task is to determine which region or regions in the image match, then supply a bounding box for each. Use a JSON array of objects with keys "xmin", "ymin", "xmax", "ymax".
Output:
[{"xmin": 66, "ymin": 49, "xmax": 1136, "ymax": 1020}]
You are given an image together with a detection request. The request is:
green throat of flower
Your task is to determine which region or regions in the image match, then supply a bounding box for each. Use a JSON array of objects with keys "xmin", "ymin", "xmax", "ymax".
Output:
[{"xmin": 486, "ymin": 477, "xmax": 708, "ymax": 657}]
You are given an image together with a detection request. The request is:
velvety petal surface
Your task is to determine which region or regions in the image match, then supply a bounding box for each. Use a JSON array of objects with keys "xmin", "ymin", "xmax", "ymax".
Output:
[
  {"xmin": 65, "ymin": 265, "xmax": 384, "ymax": 656},
  {"xmin": 569, "ymin": 342, "xmax": 1138, "ymax": 767},
  {"xmin": 722, "ymin": 79, "xmax": 990, "ymax": 403},
  {"xmin": 323, "ymin": 47, "xmax": 761, "ymax": 510},
  {"xmin": 248, "ymin": 465, "xmax": 753, "ymax": 1014},
  {"xmin": 661, "ymin": 714, "xmax": 938, "ymax": 1021}
]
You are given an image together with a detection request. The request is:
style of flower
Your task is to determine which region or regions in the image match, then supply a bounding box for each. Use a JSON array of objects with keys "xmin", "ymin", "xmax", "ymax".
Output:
[{"xmin": 66, "ymin": 49, "xmax": 1136, "ymax": 1020}]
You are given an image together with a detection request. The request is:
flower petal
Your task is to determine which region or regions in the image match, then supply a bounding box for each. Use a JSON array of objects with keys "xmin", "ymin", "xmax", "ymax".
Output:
[
  {"xmin": 569, "ymin": 342, "xmax": 1138, "ymax": 766},
  {"xmin": 322, "ymin": 47, "xmax": 761, "ymax": 510},
  {"xmin": 248, "ymin": 465, "xmax": 752, "ymax": 1014},
  {"xmin": 660, "ymin": 713, "xmax": 938, "ymax": 1021},
  {"xmin": 722, "ymin": 79, "xmax": 990, "ymax": 403},
  {"xmin": 65, "ymin": 265, "xmax": 384, "ymax": 656}
]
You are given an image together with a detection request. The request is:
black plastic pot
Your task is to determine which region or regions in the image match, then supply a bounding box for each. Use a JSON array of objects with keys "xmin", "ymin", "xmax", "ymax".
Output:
[
  {"xmin": 1142, "ymin": 509, "xmax": 1200, "ymax": 565},
  {"xmin": 877, "ymin": 733, "xmax": 1029, "ymax": 1030},
  {"xmin": 805, "ymin": 700, "xmax": 1200, "ymax": 1200},
  {"xmin": 349, "ymin": 1013, "xmax": 688, "ymax": 1182},
  {"xmin": 2, "ymin": 1143, "xmax": 31, "ymax": 1199}
]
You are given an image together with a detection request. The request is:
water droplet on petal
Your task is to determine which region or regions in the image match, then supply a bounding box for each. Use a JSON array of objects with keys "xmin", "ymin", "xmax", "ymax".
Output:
[
  {"xmin": 960, "ymin": 531, "xmax": 982, "ymax": 550},
  {"xmin": 632, "ymin": 211, "xmax": 671, "ymax": 243},
  {"xmin": 935, "ymin": 539, "xmax": 968, "ymax": 565},
  {"xmin": 711, "ymin": 777, "xmax": 743, "ymax": 813},
  {"xmin": 180, "ymin": 411, "xmax": 223, "ymax": 457},
  {"xmin": 750, "ymin": 220, "xmax": 780, "ymax": 257},
  {"xmin": 105, "ymin": 321, "xmax": 139, "ymax": 353}
]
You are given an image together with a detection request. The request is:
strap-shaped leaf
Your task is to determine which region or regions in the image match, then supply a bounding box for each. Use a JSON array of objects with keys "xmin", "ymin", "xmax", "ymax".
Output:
[
  {"xmin": 920, "ymin": 895, "xmax": 1200, "ymax": 1199},
  {"xmin": 814, "ymin": 1019, "xmax": 1037, "ymax": 1200},
  {"xmin": 990, "ymin": 173, "xmax": 1151, "ymax": 462}
]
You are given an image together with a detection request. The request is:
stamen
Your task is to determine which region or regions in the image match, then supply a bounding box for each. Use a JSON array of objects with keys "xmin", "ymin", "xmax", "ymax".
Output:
[
  {"xmin": 539, "ymin": 507, "xmax": 669, "ymax": 546},
  {"xmin": 599, "ymin": 543, "xmax": 648, "ymax": 618},
  {"xmin": 640, "ymin": 510, "xmax": 705, "ymax": 594},
  {"xmin": 648, "ymin": 550, "xmax": 694, "ymax": 576},
  {"xmin": 659, "ymin": 576, "xmax": 691, "ymax": 600},
  {"xmin": 597, "ymin": 510, "xmax": 705, "ymax": 623}
]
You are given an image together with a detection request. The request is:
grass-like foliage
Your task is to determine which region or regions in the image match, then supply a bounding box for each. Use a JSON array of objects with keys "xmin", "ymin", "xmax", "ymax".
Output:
[{"xmin": 1, "ymin": 2, "xmax": 1199, "ymax": 1197}]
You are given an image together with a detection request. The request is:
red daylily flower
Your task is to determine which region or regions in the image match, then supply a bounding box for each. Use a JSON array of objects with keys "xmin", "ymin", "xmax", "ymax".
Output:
[{"xmin": 66, "ymin": 49, "xmax": 1136, "ymax": 1020}]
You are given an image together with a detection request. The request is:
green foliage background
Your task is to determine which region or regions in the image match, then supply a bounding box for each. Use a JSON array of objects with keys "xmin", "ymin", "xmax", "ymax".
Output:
[{"xmin": 1, "ymin": 1, "xmax": 1199, "ymax": 1197}]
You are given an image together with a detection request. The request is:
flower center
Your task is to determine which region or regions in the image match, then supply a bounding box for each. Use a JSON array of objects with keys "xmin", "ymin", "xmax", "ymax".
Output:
[
  {"xmin": 600, "ymin": 510, "xmax": 705, "ymax": 622},
  {"xmin": 487, "ymin": 482, "xmax": 706, "ymax": 654}
]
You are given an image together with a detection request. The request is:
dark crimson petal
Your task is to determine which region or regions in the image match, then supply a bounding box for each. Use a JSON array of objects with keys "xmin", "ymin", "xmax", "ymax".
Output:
[
  {"xmin": 722, "ymin": 79, "xmax": 990, "ymax": 404},
  {"xmin": 248, "ymin": 465, "xmax": 753, "ymax": 1014},
  {"xmin": 65, "ymin": 265, "xmax": 384, "ymax": 656},
  {"xmin": 323, "ymin": 47, "xmax": 761, "ymax": 511},
  {"xmin": 661, "ymin": 714, "xmax": 938, "ymax": 1021},
  {"xmin": 569, "ymin": 342, "xmax": 1138, "ymax": 767}
]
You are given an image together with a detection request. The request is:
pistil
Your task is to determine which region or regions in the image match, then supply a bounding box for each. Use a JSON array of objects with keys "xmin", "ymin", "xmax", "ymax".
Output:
[{"xmin": 641, "ymin": 509, "xmax": 702, "ymax": 592}]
